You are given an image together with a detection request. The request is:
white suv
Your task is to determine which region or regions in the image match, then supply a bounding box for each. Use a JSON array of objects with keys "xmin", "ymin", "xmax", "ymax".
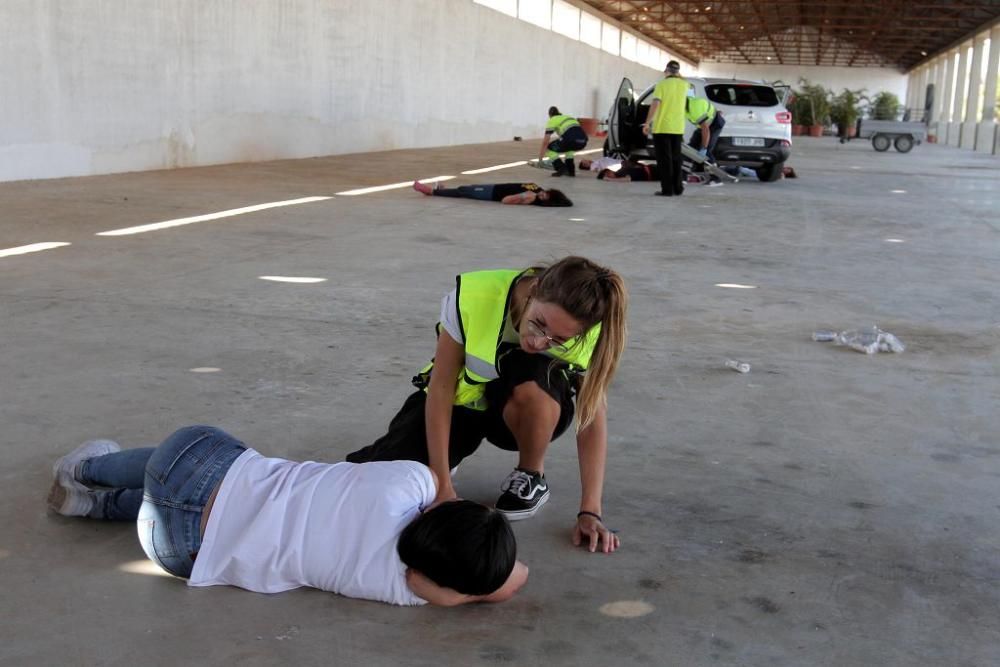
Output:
[{"xmin": 605, "ymin": 76, "xmax": 792, "ymax": 182}]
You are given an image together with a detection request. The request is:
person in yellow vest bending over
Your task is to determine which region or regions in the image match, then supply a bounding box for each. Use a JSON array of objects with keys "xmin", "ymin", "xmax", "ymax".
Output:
[
  {"xmin": 347, "ymin": 256, "xmax": 628, "ymax": 554},
  {"xmin": 642, "ymin": 60, "xmax": 688, "ymax": 197},
  {"xmin": 538, "ymin": 107, "xmax": 589, "ymax": 177},
  {"xmin": 686, "ymin": 91, "xmax": 726, "ymax": 163}
]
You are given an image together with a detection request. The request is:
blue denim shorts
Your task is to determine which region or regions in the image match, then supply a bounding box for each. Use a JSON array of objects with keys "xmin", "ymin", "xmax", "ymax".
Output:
[{"xmin": 137, "ymin": 426, "xmax": 246, "ymax": 578}]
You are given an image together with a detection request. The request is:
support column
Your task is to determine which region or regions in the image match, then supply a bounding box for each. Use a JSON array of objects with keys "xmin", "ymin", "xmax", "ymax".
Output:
[
  {"xmin": 949, "ymin": 44, "xmax": 970, "ymax": 146},
  {"xmin": 975, "ymin": 26, "xmax": 1000, "ymax": 154},
  {"xmin": 961, "ymin": 34, "xmax": 986, "ymax": 149},
  {"xmin": 906, "ymin": 71, "xmax": 917, "ymax": 111},
  {"xmin": 932, "ymin": 56, "xmax": 948, "ymax": 124},
  {"xmin": 916, "ymin": 66, "xmax": 929, "ymax": 116},
  {"xmin": 940, "ymin": 50, "xmax": 958, "ymax": 143},
  {"xmin": 927, "ymin": 59, "xmax": 945, "ymax": 141}
]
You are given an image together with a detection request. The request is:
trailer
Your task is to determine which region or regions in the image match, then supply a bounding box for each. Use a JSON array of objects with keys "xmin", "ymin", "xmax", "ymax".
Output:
[{"xmin": 852, "ymin": 119, "xmax": 927, "ymax": 153}]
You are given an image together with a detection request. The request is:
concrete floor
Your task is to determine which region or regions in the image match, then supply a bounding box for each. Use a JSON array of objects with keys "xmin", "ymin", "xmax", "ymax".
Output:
[{"xmin": 1, "ymin": 136, "xmax": 998, "ymax": 667}]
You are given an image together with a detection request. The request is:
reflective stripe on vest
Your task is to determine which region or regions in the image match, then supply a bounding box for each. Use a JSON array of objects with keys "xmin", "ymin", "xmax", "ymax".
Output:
[{"xmin": 549, "ymin": 114, "xmax": 581, "ymax": 135}]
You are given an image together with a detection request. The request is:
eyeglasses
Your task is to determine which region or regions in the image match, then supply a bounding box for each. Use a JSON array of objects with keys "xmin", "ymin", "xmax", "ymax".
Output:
[{"xmin": 524, "ymin": 319, "xmax": 574, "ymax": 354}]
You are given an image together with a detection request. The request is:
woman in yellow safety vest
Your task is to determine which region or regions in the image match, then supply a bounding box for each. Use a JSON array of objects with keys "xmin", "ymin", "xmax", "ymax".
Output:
[{"xmin": 347, "ymin": 256, "xmax": 628, "ymax": 553}]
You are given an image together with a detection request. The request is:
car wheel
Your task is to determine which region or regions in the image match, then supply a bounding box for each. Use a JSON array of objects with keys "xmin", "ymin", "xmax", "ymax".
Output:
[
  {"xmin": 872, "ymin": 134, "xmax": 891, "ymax": 152},
  {"xmin": 755, "ymin": 162, "xmax": 783, "ymax": 182},
  {"xmin": 894, "ymin": 135, "xmax": 914, "ymax": 153}
]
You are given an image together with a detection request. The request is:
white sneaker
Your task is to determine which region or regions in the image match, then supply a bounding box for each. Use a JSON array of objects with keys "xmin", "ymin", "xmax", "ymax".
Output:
[
  {"xmin": 52, "ymin": 439, "xmax": 121, "ymax": 492},
  {"xmin": 47, "ymin": 479, "xmax": 96, "ymax": 516}
]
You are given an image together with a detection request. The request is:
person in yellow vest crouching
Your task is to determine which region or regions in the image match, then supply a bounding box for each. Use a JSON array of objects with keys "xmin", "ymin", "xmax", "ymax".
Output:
[
  {"xmin": 538, "ymin": 107, "xmax": 589, "ymax": 177},
  {"xmin": 347, "ymin": 256, "xmax": 628, "ymax": 554}
]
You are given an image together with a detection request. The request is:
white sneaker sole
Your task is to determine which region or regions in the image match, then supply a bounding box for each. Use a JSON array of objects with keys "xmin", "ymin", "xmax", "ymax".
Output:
[
  {"xmin": 47, "ymin": 478, "xmax": 94, "ymax": 516},
  {"xmin": 495, "ymin": 490, "xmax": 549, "ymax": 521}
]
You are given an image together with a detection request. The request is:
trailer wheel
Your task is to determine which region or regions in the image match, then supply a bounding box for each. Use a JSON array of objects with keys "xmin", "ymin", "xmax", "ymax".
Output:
[
  {"xmin": 894, "ymin": 134, "xmax": 914, "ymax": 153},
  {"xmin": 872, "ymin": 134, "xmax": 891, "ymax": 152}
]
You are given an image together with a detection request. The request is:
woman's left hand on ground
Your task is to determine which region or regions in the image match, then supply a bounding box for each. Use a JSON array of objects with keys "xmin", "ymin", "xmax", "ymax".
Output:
[{"xmin": 572, "ymin": 514, "xmax": 620, "ymax": 553}]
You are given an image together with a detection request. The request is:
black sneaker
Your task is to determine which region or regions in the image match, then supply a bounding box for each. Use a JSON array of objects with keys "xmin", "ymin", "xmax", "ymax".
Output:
[{"xmin": 495, "ymin": 468, "xmax": 549, "ymax": 520}]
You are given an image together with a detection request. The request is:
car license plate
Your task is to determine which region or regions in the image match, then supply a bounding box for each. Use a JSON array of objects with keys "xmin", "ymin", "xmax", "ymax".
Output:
[{"xmin": 732, "ymin": 137, "xmax": 765, "ymax": 147}]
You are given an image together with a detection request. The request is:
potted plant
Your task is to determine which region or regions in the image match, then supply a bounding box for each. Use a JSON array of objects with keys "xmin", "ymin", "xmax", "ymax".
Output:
[
  {"xmin": 870, "ymin": 91, "xmax": 901, "ymax": 120},
  {"xmin": 788, "ymin": 93, "xmax": 805, "ymax": 135},
  {"xmin": 797, "ymin": 79, "xmax": 830, "ymax": 137},
  {"xmin": 830, "ymin": 88, "xmax": 865, "ymax": 139}
]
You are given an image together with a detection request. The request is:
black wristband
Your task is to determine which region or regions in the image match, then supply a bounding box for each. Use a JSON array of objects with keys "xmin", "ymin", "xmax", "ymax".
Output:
[{"xmin": 577, "ymin": 510, "xmax": 602, "ymax": 523}]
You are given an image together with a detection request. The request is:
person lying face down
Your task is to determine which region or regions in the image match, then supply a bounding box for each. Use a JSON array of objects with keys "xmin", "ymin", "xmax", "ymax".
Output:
[
  {"xmin": 413, "ymin": 180, "xmax": 572, "ymax": 206},
  {"xmin": 578, "ymin": 156, "xmax": 625, "ymax": 172},
  {"xmin": 47, "ymin": 426, "xmax": 528, "ymax": 606}
]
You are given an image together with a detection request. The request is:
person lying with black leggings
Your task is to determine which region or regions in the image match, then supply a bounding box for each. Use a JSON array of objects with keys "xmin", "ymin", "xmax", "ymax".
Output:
[{"xmin": 413, "ymin": 181, "xmax": 572, "ymax": 206}]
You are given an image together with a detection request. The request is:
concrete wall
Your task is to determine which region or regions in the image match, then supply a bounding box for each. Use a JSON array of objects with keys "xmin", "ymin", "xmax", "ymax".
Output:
[
  {"xmin": 696, "ymin": 63, "xmax": 908, "ymax": 101},
  {"xmin": 0, "ymin": 0, "xmax": 662, "ymax": 182}
]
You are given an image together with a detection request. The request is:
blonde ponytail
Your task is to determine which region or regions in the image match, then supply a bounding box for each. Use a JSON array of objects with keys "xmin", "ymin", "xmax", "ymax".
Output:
[{"xmin": 533, "ymin": 257, "xmax": 629, "ymax": 431}]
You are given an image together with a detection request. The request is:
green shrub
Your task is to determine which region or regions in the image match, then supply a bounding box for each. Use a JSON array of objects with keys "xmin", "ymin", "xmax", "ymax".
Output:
[
  {"xmin": 871, "ymin": 92, "xmax": 901, "ymax": 120},
  {"xmin": 830, "ymin": 88, "xmax": 866, "ymax": 134},
  {"xmin": 795, "ymin": 79, "xmax": 830, "ymax": 126}
]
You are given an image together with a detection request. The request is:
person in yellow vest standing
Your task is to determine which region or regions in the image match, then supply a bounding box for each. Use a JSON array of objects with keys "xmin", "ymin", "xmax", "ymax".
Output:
[
  {"xmin": 642, "ymin": 60, "xmax": 688, "ymax": 197},
  {"xmin": 538, "ymin": 107, "xmax": 588, "ymax": 177},
  {"xmin": 347, "ymin": 256, "xmax": 628, "ymax": 554}
]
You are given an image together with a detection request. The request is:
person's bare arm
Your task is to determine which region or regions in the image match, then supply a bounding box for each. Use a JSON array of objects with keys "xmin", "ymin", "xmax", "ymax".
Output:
[
  {"xmin": 480, "ymin": 561, "xmax": 529, "ymax": 602},
  {"xmin": 538, "ymin": 133, "xmax": 551, "ymax": 160},
  {"xmin": 642, "ymin": 99, "xmax": 660, "ymax": 134},
  {"xmin": 501, "ymin": 191, "xmax": 538, "ymax": 205},
  {"xmin": 700, "ymin": 119, "xmax": 711, "ymax": 149},
  {"xmin": 425, "ymin": 331, "xmax": 464, "ymax": 506},
  {"xmin": 406, "ymin": 561, "xmax": 529, "ymax": 606},
  {"xmin": 572, "ymin": 402, "xmax": 620, "ymax": 554}
]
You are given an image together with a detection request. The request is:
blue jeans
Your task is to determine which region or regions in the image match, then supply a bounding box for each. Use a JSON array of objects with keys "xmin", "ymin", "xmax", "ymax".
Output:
[
  {"xmin": 689, "ymin": 114, "xmax": 726, "ymax": 161},
  {"xmin": 80, "ymin": 426, "xmax": 246, "ymax": 578}
]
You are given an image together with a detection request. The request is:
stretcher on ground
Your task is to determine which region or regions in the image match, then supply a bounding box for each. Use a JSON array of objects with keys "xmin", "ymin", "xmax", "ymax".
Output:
[{"xmin": 680, "ymin": 144, "xmax": 740, "ymax": 183}]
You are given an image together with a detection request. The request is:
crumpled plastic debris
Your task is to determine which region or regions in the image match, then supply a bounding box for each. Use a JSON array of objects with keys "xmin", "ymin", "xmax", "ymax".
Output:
[
  {"xmin": 813, "ymin": 326, "xmax": 905, "ymax": 354},
  {"xmin": 724, "ymin": 359, "xmax": 751, "ymax": 373}
]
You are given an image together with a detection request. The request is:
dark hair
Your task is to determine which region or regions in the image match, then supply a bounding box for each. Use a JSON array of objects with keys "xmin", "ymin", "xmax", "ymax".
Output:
[
  {"xmin": 397, "ymin": 500, "xmax": 516, "ymax": 596},
  {"xmin": 534, "ymin": 188, "xmax": 572, "ymax": 207},
  {"xmin": 548, "ymin": 106, "xmax": 560, "ymax": 117}
]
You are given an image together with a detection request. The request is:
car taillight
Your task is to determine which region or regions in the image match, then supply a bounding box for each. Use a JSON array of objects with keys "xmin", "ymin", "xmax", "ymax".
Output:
[{"xmin": 775, "ymin": 111, "xmax": 792, "ymax": 124}]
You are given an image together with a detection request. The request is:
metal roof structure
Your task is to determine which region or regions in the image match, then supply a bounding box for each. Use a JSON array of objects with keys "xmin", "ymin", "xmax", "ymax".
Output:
[{"xmin": 576, "ymin": 0, "xmax": 1000, "ymax": 70}]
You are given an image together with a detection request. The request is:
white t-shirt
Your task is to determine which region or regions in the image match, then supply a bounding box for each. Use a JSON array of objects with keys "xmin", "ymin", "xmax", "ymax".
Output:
[
  {"xmin": 188, "ymin": 450, "xmax": 436, "ymax": 606},
  {"xmin": 586, "ymin": 156, "xmax": 623, "ymax": 172}
]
